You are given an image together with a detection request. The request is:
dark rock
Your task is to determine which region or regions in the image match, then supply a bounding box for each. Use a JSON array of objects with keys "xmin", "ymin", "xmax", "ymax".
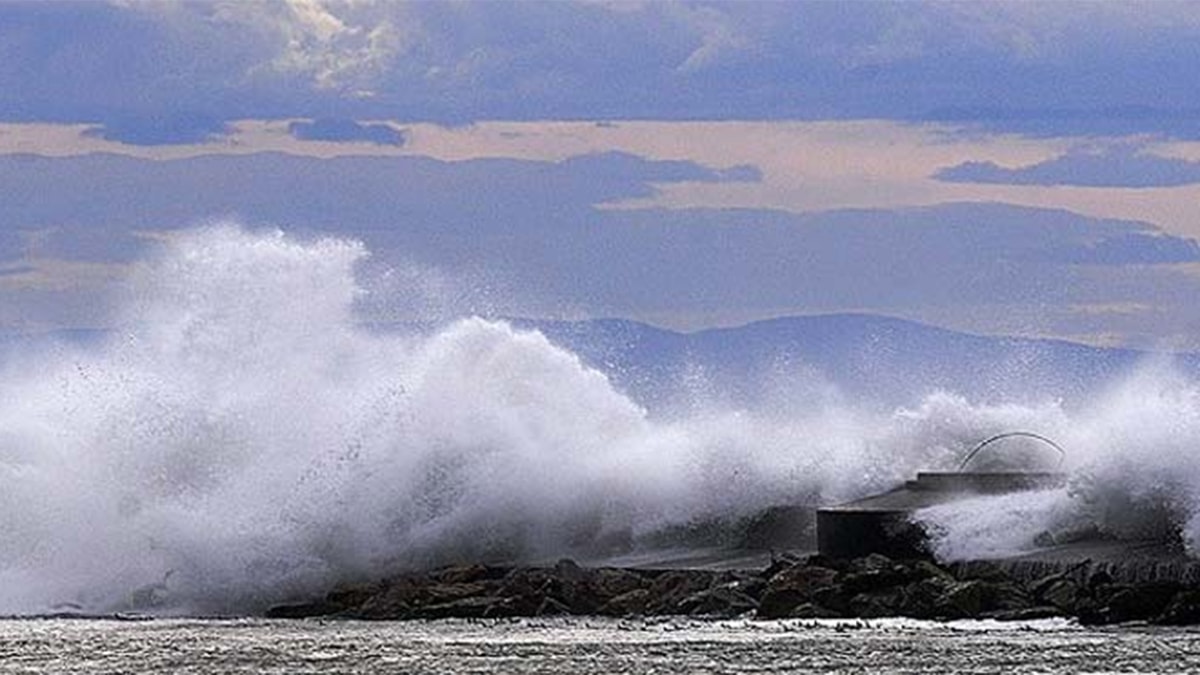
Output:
[
  {"xmin": 498, "ymin": 567, "xmax": 556, "ymax": 599},
  {"xmin": 425, "ymin": 581, "xmax": 494, "ymax": 605},
  {"xmin": 1087, "ymin": 583, "xmax": 1180, "ymax": 624},
  {"xmin": 677, "ymin": 586, "xmax": 758, "ymax": 617},
  {"xmin": 598, "ymin": 588, "xmax": 649, "ymax": 616},
  {"xmin": 757, "ymin": 565, "xmax": 840, "ymax": 619},
  {"xmin": 789, "ymin": 602, "xmax": 841, "ymax": 619},
  {"xmin": 803, "ymin": 553, "xmax": 847, "ymax": 572},
  {"xmin": 841, "ymin": 554, "xmax": 915, "ymax": 593},
  {"xmin": 1156, "ymin": 590, "xmax": 1200, "ymax": 625},
  {"xmin": 258, "ymin": 554, "xmax": 1200, "ymax": 625},
  {"xmin": 600, "ymin": 589, "xmax": 651, "ymax": 616},
  {"xmin": 433, "ymin": 564, "xmax": 507, "ymax": 585},
  {"xmin": 324, "ymin": 583, "xmax": 379, "ymax": 614},
  {"xmin": 589, "ymin": 567, "xmax": 647, "ymax": 601},
  {"xmin": 554, "ymin": 559, "xmax": 587, "ymax": 583},
  {"xmin": 716, "ymin": 572, "xmax": 766, "ymax": 600},
  {"xmin": 354, "ymin": 577, "xmax": 425, "ymax": 619},
  {"xmin": 849, "ymin": 589, "xmax": 906, "ymax": 618},
  {"xmin": 411, "ymin": 596, "xmax": 498, "ymax": 620},
  {"xmin": 810, "ymin": 584, "xmax": 852, "ymax": 615},
  {"xmin": 536, "ymin": 596, "xmax": 572, "ymax": 616},
  {"xmin": 482, "ymin": 594, "xmax": 542, "ymax": 618},
  {"xmin": 899, "ymin": 577, "xmax": 956, "ymax": 619},
  {"xmin": 986, "ymin": 581, "xmax": 1036, "ymax": 613},
  {"xmin": 1038, "ymin": 578, "xmax": 1081, "ymax": 611},
  {"xmin": 644, "ymin": 570, "xmax": 718, "ymax": 615}
]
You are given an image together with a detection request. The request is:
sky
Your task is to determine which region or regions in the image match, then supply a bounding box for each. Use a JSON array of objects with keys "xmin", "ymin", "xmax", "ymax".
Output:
[{"xmin": 5, "ymin": 0, "xmax": 1200, "ymax": 348}]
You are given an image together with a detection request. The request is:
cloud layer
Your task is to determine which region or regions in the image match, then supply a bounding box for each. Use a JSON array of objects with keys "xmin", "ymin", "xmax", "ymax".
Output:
[
  {"xmin": 7, "ymin": 2, "xmax": 1200, "ymax": 137},
  {"xmin": 937, "ymin": 146, "xmax": 1200, "ymax": 188},
  {"xmin": 0, "ymin": 150, "xmax": 1196, "ymax": 342}
]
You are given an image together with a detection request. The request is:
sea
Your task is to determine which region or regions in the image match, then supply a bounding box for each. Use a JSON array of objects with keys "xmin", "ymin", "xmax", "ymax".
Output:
[{"xmin": 1, "ymin": 616, "xmax": 1198, "ymax": 674}]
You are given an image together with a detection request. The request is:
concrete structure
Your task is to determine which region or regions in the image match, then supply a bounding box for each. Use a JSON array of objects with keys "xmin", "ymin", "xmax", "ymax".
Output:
[{"xmin": 817, "ymin": 471, "xmax": 1067, "ymax": 559}]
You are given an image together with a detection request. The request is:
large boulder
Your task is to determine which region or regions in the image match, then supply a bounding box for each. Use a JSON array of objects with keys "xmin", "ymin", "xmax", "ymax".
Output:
[
  {"xmin": 677, "ymin": 585, "xmax": 759, "ymax": 617},
  {"xmin": 589, "ymin": 567, "xmax": 648, "ymax": 601},
  {"xmin": 644, "ymin": 570, "xmax": 719, "ymax": 615},
  {"xmin": 757, "ymin": 564, "xmax": 840, "ymax": 619},
  {"xmin": 1156, "ymin": 590, "xmax": 1200, "ymax": 625},
  {"xmin": 1083, "ymin": 583, "xmax": 1181, "ymax": 625},
  {"xmin": 600, "ymin": 589, "xmax": 652, "ymax": 616}
]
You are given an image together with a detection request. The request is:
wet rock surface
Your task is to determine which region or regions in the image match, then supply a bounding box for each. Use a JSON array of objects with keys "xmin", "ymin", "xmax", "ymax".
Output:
[{"xmin": 265, "ymin": 554, "xmax": 1200, "ymax": 625}]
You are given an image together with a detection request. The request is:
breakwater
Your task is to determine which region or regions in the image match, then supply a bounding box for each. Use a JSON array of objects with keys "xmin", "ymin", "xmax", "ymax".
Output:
[{"xmin": 266, "ymin": 553, "xmax": 1200, "ymax": 626}]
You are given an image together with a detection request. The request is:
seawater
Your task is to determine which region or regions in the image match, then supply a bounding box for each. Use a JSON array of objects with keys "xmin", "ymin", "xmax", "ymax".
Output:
[
  {"xmin": 3, "ymin": 224, "xmax": 1200, "ymax": 616},
  {"xmin": 0, "ymin": 617, "xmax": 1197, "ymax": 674}
]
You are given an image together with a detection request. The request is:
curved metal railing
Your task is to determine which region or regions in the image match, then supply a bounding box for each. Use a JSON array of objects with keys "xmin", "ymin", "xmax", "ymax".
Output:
[{"xmin": 957, "ymin": 431, "xmax": 1065, "ymax": 472}]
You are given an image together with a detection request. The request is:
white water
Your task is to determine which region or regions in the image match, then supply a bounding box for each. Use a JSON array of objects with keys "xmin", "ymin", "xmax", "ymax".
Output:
[{"xmin": 0, "ymin": 224, "xmax": 1193, "ymax": 614}]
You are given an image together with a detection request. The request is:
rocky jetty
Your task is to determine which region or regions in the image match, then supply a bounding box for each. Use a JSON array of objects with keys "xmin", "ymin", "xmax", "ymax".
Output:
[{"xmin": 265, "ymin": 553, "xmax": 1200, "ymax": 625}]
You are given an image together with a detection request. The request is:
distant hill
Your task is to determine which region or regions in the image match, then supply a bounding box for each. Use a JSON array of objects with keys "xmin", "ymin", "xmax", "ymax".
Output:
[{"xmin": 520, "ymin": 314, "xmax": 1182, "ymax": 409}]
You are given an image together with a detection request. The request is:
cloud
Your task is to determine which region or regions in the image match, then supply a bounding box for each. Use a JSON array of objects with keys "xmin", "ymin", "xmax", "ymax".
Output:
[
  {"xmin": 7, "ymin": 2, "xmax": 1200, "ymax": 135},
  {"xmin": 82, "ymin": 112, "xmax": 232, "ymax": 146},
  {"xmin": 1, "ymin": 151, "xmax": 1197, "ymax": 338},
  {"xmin": 287, "ymin": 118, "xmax": 405, "ymax": 145},
  {"xmin": 1046, "ymin": 232, "xmax": 1200, "ymax": 265},
  {"xmin": 936, "ymin": 145, "xmax": 1200, "ymax": 188},
  {"xmin": 233, "ymin": 0, "xmax": 408, "ymax": 95}
]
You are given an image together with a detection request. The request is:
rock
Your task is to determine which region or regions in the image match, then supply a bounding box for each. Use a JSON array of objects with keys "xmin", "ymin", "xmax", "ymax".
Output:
[
  {"xmin": 677, "ymin": 586, "xmax": 758, "ymax": 617},
  {"xmin": 929, "ymin": 579, "xmax": 1034, "ymax": 619},
  {"xmin": 589, "ymin": 568, "xmax": 647, "ymax": 601},
  {"xmin": 899, "ymin": 577, "xmax": 956, "ymax": 619},
  {"xmin": 553, "ymin": 559, "xmax": 587, "ymax": 583},
  {"xmin": 324, "ymin": 583, "xmax": 378, "ymax": 614},
  {"xmin": 789, "ymin": 602, "xmax": 841, "ymax": 619},
  {"xmin": 757, "ymin": 564, "xmax": 840, "ymax": 619},
  {"xmin": 841, "ymin": 554, "xmax": 914, "ymax": 594},
  {"xmin": 849, "ymin": 589, "xmax": 906, "ymax": 618},
  {"xmin": 719, "ymin": 574, "xmax": 766, "ymax": 600},
  {"xmin": 600, "ymin": 589, "xmax": 651, "ymax": 616},
  {"xmin": 353, "ymin": 577, "xmax": 425, "ymax": 619},
  {"xmin": 644, "ymin": 570, "xmax": 718, "ymax": 615},
  {"xmin": 424, "ymin": 581, "xmax": 494, "ymax": 605},
  {"xmin": 482, "ymin": 594, "xmax": 542, "ymax": 618},
  {"xmin": 536, "ymin": 596, "xmax": 572, "ymax": 616},
  {"xmin": 1156, "ymin": 590, "xmax": 1200, "ymax": 625},
  {"xmin": 1086, "ymin": 583, "xmax": 1180, "ymax": 624},
  {"xmin": 986, "ymin": 581, "xmax": 1035, "ymax": 613},
  {"xmin": 433, "ymin": 564, "xmax": 507, "ymax": 585},
  {"xmin": 1038, "ymin": 578, "xmax": 1081, "ymax": 611},
  {"xmin": 498, "ymin": 567, "xmax": 555, "ymax": 599},
  {"xmin": 410, "ymin": 596, "xmax": 498, "ymax": 620}
]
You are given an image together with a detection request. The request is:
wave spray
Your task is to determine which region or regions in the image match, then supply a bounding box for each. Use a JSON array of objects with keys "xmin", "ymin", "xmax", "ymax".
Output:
[{"xmin": 0, "ymin": 224, "xmax": 1193, "ymax": 614}]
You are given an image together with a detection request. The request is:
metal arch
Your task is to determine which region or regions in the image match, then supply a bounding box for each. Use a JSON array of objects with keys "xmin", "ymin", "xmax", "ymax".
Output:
[{"xmin": 956, "ymin": 431, "xmax": 1066, "ymax": 472}]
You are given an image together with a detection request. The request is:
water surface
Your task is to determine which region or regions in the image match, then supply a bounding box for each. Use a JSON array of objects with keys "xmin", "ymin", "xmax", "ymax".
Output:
[{"xmin": 1, "ymin": 617, "xmax": 1198, "ymax": 674}]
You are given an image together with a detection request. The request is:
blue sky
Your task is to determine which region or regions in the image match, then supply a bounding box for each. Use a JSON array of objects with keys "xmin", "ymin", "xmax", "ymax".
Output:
[{"xmin": 5, "ymin": 0, "xmax": 1200, "ymax": 347}]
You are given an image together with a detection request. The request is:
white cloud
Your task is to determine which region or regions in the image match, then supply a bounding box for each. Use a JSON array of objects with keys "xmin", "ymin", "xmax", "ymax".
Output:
[
  {"xmin": 673, "ymin": 5, "xmax": 748, "ymax": 73},
  {"xmin": 157, "ymin": 0, "xmax": 414, "ymax": 94}
]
